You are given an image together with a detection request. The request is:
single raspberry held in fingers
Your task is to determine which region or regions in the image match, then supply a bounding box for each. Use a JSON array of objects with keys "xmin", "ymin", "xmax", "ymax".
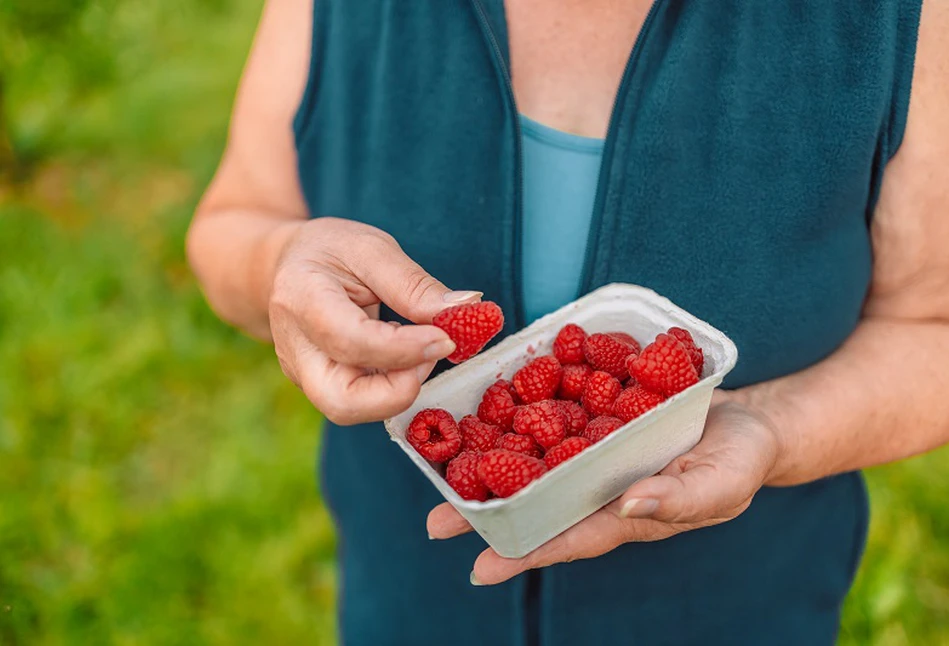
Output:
[
  {"xmin": 583, "ymin": 333, "xmax": 637, "ymax": 380},
  {"xmin": 583, "ymin": 415, "xmax": 624, "ymax": 443},
  {"xmin": 629, "ymin": 333, "xmax": 700, "ymax": 397},
  {"xmin": 406, "ymin": 408, "xmax": 462, "ymax": 463},
  {"xmin": 544, "ymin": 436, "xmax": 593, "ymax": 469},
  {"xmin": 445, "ymin": 451, "xmax": 489, "ymax": 501},
  {"xmin": 558, "ymin": 400, "xmax": 589, "ymax": 436},
  {"xmin": 433, "ymin": 301, "xmax": 504, "ymax": 363},
  {"xmin": 478, "ymin": 449, "xmax": 548, "ymax": 498},
  {"xmin": 513, "ymin": 400, "xmax": 567, "ymax": 449},
  {"xmin": 558, "ymin": 363, "xmax": 592, "ymax": 401},
  {"xmin": 668, "ymin": 326, "xmax": 704, "ymax": 375},
  {"xmin": 513, "ymin": 355, "xmax": 563, "ymax": 403},
  {"xmin": 477, "ymin": 380, "xmax": 518, "ymax": 432},
  {"xmin": 495, "ymin": 433, "xmax": 544, "ymax": 459},
  {"xmin": 459, "ymin": 415, "xmax": 502, "ymax": 452},
  {"xmin": 581, "ymin": 370, "xmax": 622, "ymax": 417},
  {"xmin": 606, "ymin": 332, "xmax": 642, "ymax": 355},
  {"xmin": 553, "ymin": 324, "xmax": 588, "ymax": 364},
  {"xmin": 612, "ymin": 384, "xmax": 665, "ymax": 423}
]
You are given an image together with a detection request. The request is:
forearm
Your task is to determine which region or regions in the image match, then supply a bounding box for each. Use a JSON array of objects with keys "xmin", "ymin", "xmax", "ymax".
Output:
[
  {"xmin": 739, "ymin": 317, "xmax": 949, "ymax": 486},
  {"xmin": 186, "ymin": 209, "xmax": 304, "ymax": 340}
]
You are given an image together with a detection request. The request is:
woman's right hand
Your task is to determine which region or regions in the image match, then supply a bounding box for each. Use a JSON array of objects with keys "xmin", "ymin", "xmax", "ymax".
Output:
[{"xmin": 268, "ymin": 217, "xmax": 481, "ymax": 425}]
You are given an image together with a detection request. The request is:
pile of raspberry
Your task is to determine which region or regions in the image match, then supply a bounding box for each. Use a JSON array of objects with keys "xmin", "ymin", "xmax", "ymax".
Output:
[{"xmin": 409, "ymin": 313, "xmax": 705, "ymax": 502}]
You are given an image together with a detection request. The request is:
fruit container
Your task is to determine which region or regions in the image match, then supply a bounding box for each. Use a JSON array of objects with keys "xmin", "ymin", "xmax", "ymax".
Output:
[{"xmin": 384, "ymin": 283, "xmax": 738, "ymax": 558}]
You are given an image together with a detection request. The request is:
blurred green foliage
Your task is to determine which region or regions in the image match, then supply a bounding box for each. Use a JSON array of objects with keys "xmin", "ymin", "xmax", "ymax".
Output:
[{"xmin": 0, "ymin": 1, "xmax": 946, "ymax": 644}]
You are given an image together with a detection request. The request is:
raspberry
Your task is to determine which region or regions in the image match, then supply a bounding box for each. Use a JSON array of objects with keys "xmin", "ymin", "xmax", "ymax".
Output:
[
  {"xmin": 553, "ymin": 323, "xmax": 587, "ymax": 364},
  {"xmin": 459, "ymin": 414, "xmax": 502, "ymax": 452},
  {"xmin": 499, "ymin": 379, "xmax": 520, "ymax": 402},
  {"xmin": 612, "ymin": 384, "xmax": 665, "ymax": 423},
  {"xmin": 433, "ymin": 301, "xmax": 504, "ymax": 363},
  {"xmin": 445, "ymin": 451, "xmax": 489, "ymax": 501},
  {"xmin": 513, "ymin": 400, "xmax": 567, "ymax": 449},
  {"xmin": 629, "ymin": 333, "xmax": 700, "ymax": 397},
  {"xmin": 583, "ymin": 415, "xmax": 624, "ymax": 443},
  {"xmin": 406, "ymin": 408, "xmax": 462, "ymax": 463},
  {"xmin": 558, "ymin": 363, "xmax": 592, "ymax": 401},
  {"xmin": 477, "ymin": 449, "xmax": 548, "ymax": 498},
  {"xmin": 513, "ymin": 355, "xmax": 563, "ymax": 404},
  {"xmin": 544, "ymin": 436, "xmax": 592, "ymax": 469},
  {"xmin": 495, "ymin": 432, "xmax": 543, "ymax": 459},
  {"xmin": 606, "ymin": 332, "xmax": 642, "ymax": 355},
  {"xmin": 477, "ymin": 380, "xmax": 518, "ymax": 432},
  {"xmin": 581, "ymin": 370, "xmax": 622, "ymax": 417},
  {"xmin": 582, "ymin": 333, "xmax": 637, "ymax": 380},
  {"xmin": 558, "ymin": 400, "xmax": 589, "ymax": 436},
  {"xmin": 668, "ymin": 326, "xmax": 704, "ymax": 375}
]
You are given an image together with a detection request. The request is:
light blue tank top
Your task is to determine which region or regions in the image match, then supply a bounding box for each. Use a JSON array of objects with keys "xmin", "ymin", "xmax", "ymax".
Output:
[{"xmin": 519, "ymin": 115, "xmax": 605, "ymax": 323}]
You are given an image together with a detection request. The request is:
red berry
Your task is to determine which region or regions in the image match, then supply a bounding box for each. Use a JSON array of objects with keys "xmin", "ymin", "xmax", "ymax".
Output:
[
  {"xmin": 544, "ymin": 436, "xmax": 593, "ymax": 469},
  {"xmin": 459, "ymin": 414, "xmax": 502, "ymax": 452},
  {"xmin": 513, "ymin": 400, "xmax": 567, "ymax": 449},
  {"xmin": 606, "ymin": 332, "xmax": 642, "ymax": 355},
  {"xmin": 558, "ymin": 363, "xmax": 592, "ymax": 401},
  {"xmin": 495, "ymin": 432, "xmax": 544, "ymax": 459},
  {"xmin": 629, "ymin": 333, "xmax": 700, "ymax": 397},
  {"xmin": 581, "ymin": 370, "xmax": 622, "ymax": 417},
  {"xmin": 668, "ymin": 326, "xmax": 704, "ymax": 375},
  {"xmin": 553, "ymin": 323, "xmax": 587, "ymax": 364},
  {"xmin": 582, "ymin": 333, "xmax": 637, "ymax": 380},
  {"xmin": 612, "ymin": 384, "xmax": 665, "ymax": 423},
  {"xmin": 445, "ymin": 451, "xmax": 489, "ymax": 501},
  {"xmin": 477, "ymin": 449, "xmax": 548, "ymax": 498},
  {"xmin": 433, "ymin": 301, "xmax": 504, "ymax": 363},
  {"xmin": 406, "ymin": 408, "xmax": 462, "ymax": 463},
  {"xmin": 558, "ymin": 400, "xmax": 589, "ymax": 436},
  {"xmin": 513, "ymin": 355, "xmax": 563, "ymax": 404},
  {"xmin": 477, "ymin": 380, "xmax": 518, "ymax": 432},
  {"xmin": 583, "ymin": 415, "xmax": 624, "ymax": 443}
]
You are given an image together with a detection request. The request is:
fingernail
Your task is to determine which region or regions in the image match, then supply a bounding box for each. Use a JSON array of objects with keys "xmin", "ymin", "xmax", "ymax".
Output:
[
  {"xmin": 416, "ymin": 362, "xmax": 435, "ymax": 383},
  {"xmin": 428, "ymin": 533, "xmax": 435, "ymax": 540},
  {"xmin": 423, "ymin": 339, "xmax": 456, "ymax": 361},
  {"xmin": 444, "ymin": 290, "xmax": 483, "ymax": 303},
  {"xmin": 469, "ymin": 571, "xmax": 483, "ymax": 586},
  {"xmin": 619, "ymin": 498, "xmax": 659, "ymax": 519}
]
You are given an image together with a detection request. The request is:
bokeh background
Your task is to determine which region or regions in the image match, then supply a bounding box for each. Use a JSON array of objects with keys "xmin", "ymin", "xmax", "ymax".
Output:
[{"xmin": 0, "ymin": 2, "xmax": 947, "ymax": 644}]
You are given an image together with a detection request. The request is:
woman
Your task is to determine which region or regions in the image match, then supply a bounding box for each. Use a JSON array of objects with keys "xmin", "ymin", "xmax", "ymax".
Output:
[{"xmin": 187, "ymin": 1, "xmax": 948, "ymax": 643}]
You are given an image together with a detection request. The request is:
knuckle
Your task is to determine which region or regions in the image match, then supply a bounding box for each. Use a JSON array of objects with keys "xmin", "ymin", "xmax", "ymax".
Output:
[{"xmin": 401, "ymin": 268, "xmax": 441, "ymax": 306}]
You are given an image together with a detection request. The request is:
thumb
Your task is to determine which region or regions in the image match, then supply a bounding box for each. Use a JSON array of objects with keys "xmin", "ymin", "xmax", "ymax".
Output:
[{"xmin": 355, "ymin": 236, "xmax": 482, "ymax": 323}]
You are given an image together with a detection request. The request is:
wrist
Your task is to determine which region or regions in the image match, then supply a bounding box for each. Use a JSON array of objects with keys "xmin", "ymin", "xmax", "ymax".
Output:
[{"xmin": 729, "ymin": 382, "xmax": 802, "ymax": 487}]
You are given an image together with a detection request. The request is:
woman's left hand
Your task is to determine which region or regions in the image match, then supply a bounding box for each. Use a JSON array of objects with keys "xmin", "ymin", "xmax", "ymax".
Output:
[{"xmin": 427, "ymin": 391, "xmax": 782, "ymax": 586}]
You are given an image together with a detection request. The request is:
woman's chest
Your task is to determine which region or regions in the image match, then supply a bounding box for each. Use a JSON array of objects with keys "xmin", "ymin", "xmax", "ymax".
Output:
[{"xmin": 505, "ymin": 0, "xmax": 654, "ymax": 138}]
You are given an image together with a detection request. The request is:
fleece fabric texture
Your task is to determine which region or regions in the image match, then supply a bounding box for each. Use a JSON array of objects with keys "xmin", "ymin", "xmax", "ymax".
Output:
[{"xmin": 292, "ymin": 1, "xmax": 922, "ymax": 644}]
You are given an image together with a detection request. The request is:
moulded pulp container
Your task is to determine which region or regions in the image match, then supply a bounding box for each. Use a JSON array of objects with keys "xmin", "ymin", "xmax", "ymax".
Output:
[{"xmin": 385, "ymin": 283, "xmax": 738, "ymax": 558}]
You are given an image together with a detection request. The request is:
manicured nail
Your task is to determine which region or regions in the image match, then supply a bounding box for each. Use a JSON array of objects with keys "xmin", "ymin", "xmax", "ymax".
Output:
[
  {"xmin": 619, "ymin": 498, "xmax": 659, "ymax": 519},
  {"xmin": 444, "ymin": 290, "xmax": 483, "ymax": 303},
  {"xmin": 469, "ymin": 571, "xmax": 483, "ymax": 586},
  {"xmin": 423, "ymin": 339, "xmax": 456, "ymax": 361}
]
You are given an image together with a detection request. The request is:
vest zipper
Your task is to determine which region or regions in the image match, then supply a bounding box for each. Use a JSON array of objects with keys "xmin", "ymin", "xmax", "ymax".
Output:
[
  {"xmin": 577, "ymin": 0, "xmax": 662, "ymax": 296},
  {"xmin": 470, "ymin": 0, "xmax": 527, "ymax": 330}
]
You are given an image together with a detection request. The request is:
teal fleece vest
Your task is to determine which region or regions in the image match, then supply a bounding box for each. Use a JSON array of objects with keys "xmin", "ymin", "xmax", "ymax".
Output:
[{"xmin": 293, "ymin": 2, "xmax": 921, "ymax": 644}]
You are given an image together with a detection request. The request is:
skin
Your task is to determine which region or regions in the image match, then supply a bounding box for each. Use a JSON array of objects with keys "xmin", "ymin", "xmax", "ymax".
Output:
[{"xmin": 188, "ymin": 0, "xmax": 949, "ymax": 586}]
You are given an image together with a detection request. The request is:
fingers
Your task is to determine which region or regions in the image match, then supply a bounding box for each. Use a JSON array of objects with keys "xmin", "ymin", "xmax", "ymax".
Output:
[
  {"xmin": 274, "ymin": 273, "xmax": 456, "ymax": 370},
  {"xmin": 427, "ymin": 503, "xmax": 474, "ymax": 539},
  {"xmin": 612, "ymin": 464, "xmax": 751, "ymax": 525},
  {"xmin": 348, "ymin": 232, "xmax": 482, "ymax": 324},
  {"xmin": 470, "ymin": 510, "xmax": 628, "ymax": 585},
  {"xmin": 292, "ymin": 348, "xmax": 432, "ymax": 424}
]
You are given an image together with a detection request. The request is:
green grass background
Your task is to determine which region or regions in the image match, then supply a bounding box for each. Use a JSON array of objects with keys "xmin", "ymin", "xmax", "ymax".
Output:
[{"xmin": 0, "ymin": 2, "xmax": 946, "ymax": 644}]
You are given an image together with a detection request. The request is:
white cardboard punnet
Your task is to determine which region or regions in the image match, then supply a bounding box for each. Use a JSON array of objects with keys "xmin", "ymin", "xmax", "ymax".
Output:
[{"xmin": 384, "ymin": 283, "xmax": 738, "ymax": 558}]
